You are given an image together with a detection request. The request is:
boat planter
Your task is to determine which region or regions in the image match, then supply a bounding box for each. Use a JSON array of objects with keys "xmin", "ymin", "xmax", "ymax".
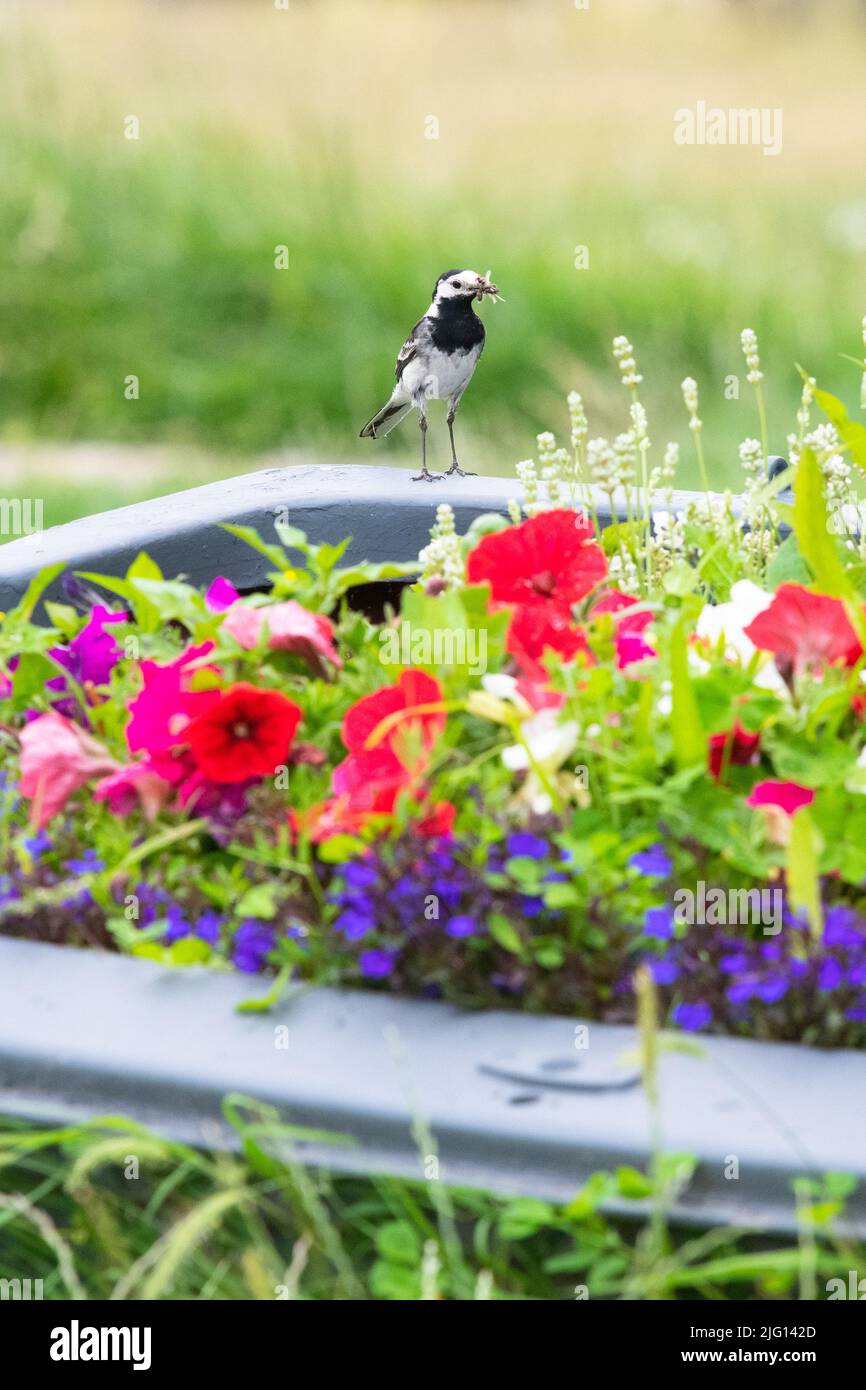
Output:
[
  {"xmin": 0, "ymin": 461, "xmax": 785, "ymax": 615},
  {"xmin": 0, "ymin": 462, "xmax": 859, "ymax": 1237}
]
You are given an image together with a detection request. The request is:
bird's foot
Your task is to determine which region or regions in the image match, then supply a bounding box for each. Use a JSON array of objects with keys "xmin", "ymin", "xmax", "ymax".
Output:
[
  {"xmin": 443, "ymin": 463, "xmax": 476, "ymax": 478},
  {"xmin": 411, "ymin": 468, "xmax": 444, "ymax": 482}
]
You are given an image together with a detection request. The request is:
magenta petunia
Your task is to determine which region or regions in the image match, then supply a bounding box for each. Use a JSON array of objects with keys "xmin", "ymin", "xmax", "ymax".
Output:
[
  {"xmin": 205, "ymin": 576, "xmax": 241, "ymax": 612},
  {"xmin": 746, "ymin": 779, "xmax": 814, "ymax": 816},
  {"xmin": 47, "ymin": 604, "xmax": 128, "ymax": 705},
  {"xmin": 125, "ymin": 642, "xmax": 218, "ymax": 757}
]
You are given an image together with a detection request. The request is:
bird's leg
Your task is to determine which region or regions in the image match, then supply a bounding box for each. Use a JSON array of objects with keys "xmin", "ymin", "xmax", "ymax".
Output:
[
  {"xmin": 412, "ymin": 412, "xmax": 441, "ymax": 482},
  {"xmin": 442, "ymin": 403, "xmax": 476, "ymax": 478}
]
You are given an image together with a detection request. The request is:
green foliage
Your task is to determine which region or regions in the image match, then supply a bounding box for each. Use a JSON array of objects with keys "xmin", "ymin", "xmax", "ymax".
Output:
[{"xmin": 0, "ymin": 1111, "xmax": 858, "ymax": 1302}]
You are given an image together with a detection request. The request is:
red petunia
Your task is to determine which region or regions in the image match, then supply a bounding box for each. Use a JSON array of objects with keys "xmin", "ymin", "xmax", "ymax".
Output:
[
  {"xmin": 707, "ymin": 722, "xmax": 761, "ymax": 781},
  {"xmin": 505, "ymin": 605, "xmax": 591, "ymax": 681},
  {"xmin": 186, "ymin": 682, "xmax": 302, "ymax": 783},
  {"xmin": 308, "ymin": 671, "xmax": 451, "ymax": 840},
  {"xmin": 466, "ymin": 509, "xmax": 607, "ymax": 618},
  {"xmin": 342, "ymin": 668, "xmax": 445, "ymax": 774},
  {"xmin": 743, "ymin": 584, "xmax": 862, "ymax": 674}
]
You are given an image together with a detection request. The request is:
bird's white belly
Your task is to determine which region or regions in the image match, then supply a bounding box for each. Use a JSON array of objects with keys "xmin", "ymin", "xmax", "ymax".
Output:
[{"xmin": 402, "ymin": 345, "xmax": 481, "ymax": 403}]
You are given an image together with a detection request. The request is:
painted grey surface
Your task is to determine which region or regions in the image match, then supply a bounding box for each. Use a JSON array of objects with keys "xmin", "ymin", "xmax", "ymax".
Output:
[
  {"xmin": 0, "ymin": 936, "xmax": 861, "ymax": 1233},
  {"xmin": 0, "ymin": 463, "xmax": 764, "ymax": 614}
]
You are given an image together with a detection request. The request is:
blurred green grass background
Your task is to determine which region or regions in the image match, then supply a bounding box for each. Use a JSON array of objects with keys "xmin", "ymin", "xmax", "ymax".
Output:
[{"xmin": 1, "ymin": 0, "xmax": 866, "ymax": 531}]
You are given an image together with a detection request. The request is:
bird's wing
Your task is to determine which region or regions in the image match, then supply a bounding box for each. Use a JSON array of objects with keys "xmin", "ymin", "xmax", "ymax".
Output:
[{"xmin": 395, "ymin": 317, "xmax": 431, "ymax": 381}]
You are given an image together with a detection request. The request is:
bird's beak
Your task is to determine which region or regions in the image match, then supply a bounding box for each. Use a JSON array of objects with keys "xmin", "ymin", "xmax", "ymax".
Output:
[{"xmin": 476, "ymin": 274, "xmax": 503, "ymax": 303}]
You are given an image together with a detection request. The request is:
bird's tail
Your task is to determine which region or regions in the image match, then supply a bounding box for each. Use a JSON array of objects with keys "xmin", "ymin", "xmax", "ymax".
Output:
[{"xmin": 359, "ymin": 398, "xmax": 412, "ymax": 439}]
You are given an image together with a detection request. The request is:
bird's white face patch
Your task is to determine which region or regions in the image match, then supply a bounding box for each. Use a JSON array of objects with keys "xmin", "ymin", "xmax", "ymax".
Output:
[{"xmin": 435, "ymin": 270, "xmax": 485, "ymax": 303}]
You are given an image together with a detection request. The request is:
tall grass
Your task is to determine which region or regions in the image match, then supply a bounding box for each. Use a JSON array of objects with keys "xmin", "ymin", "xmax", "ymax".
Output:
[{"xmin": 0, "ymin": 1106, "xmax": 860, "ymax": 1300}]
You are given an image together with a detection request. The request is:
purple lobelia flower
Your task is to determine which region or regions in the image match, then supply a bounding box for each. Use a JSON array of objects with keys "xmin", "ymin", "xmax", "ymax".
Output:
[
  {"xmin": 643, "ymin": 905, "xmax": 675, "ymax": 939},
  {"xmin": 672, "ymin": 1000, "xmax": 712, "ymax": 1032},
  {"xmin": 629, "ymin": 845, "xmax": 673, "ymax": 877},
  {"xmin": 446, "ymin": 914, "xmax": 478, "ymax": 938},
  {"xmin": 335, "ymin": 908, "xmax": 375, "ymax": 941},
  {"xmin": 195, "ymin": 912, "xmax": 222, "ymax": 946},
  {"xmin": 359, "ymin": 948, "xmax": 397, "ymax": 979},
  {"xmin": 24, "ymin": 829, "xmax": 52, "ymax": 860},
  {"xmin": 65, "ymin": 848, "xmax": 104, "ymax": 875},
  {"xmin": 233, "ymin": 920, "xmax": 276, "ymax": 973},
  {"xmin": 649, "ymin": 958, "xmax": 679, "ymax": 985},
  {"xmin": 506, "ymin": 832, "xmax": 549, "ymax": 860},
  {"xmin": 343, "ymin": 860, "xmax": 380, "ymax": 889},
  {"xmin": 164, "ymin": 904, "xmax": 194, "ymax": 945}
]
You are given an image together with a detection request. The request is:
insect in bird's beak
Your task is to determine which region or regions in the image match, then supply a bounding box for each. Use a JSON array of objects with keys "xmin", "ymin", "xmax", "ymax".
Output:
[{"xmin": 476, "ymin": 272, "xmax": 504, "ymax": 303}]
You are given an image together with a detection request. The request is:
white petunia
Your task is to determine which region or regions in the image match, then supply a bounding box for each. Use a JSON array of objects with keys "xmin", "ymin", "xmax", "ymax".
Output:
[
  {"xmin": 502, "ymin": 711, "xmax": 580, "ymax": 814},
  {"xmin": 696, "ymin": 580, "xmax": 788, "ymax": 696}
]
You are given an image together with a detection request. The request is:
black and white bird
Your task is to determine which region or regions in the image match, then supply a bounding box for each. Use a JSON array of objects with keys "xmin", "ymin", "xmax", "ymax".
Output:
[{"xmin": 360, "ymin": 268, "xmax": 501, "ymax": 482}]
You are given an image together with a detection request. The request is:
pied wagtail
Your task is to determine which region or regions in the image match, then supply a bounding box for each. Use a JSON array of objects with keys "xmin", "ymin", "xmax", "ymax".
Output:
[{"xmin": 360, "ymin": 268, "xmax": 501, "ymax": 481}]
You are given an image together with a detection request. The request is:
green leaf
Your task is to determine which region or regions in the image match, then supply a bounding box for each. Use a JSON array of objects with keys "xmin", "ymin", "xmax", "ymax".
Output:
[
  {"xmin": 763, "ymin": 732, "xmax": 854, "ymax": 787},
  {"xmin": 374, "ymin": 1219, "xmax": 422, "ymax": 1266},
  {"xmin": 132, "ymin": 578, "xmax": 203, "ymax": 623},
  {"xmin": 813, "ymin": 384, "xmax": 866, "ymax": 473},
  {"xmin": 369, "ymin": 1261, "xmax": 421, "ymax": 1300},
  {"xmin": 670, "ymin": 616, "xmax": 705, "ymax": 769},
  {"xmin": 564, "ymin": 1171, "xmax": 615, "ymax": 1219},
  {"xmin": 533, "ymin": 939, "xmax": 565, "ymax": 970},
  {"xmin": 2, "ymin": 562, "xmax": 64, "ymax": 626},
  {"xmin": 542, "ymin": 881, "xmax": 580, "ymax": 909},
  {"xmin": 793, "ymin": 446, "xmax": 852, "ymax": 600},
  {"xmin": 462, "ymin": 512, "xmax": 510, "ymax": 547},
  {"xmin": 43, "ymin": 602, "xmax": 80, "ymax": 639},
  {"xmin": 169, "ymin": 937, "xmax": 212, "ymax": 966},
  {"xmin": 310, "ymin": 539, "xmax": 350, "ymax": 575},
  {"xmin": 127, "ymin": 551, "xmax": 163, "ymax": 583},
  {"xmin": 236, "ymin": 966, "xmax": 292, "ymax": 1014},
  {"xmin": 395, "ymin": 583, "xmax": 510, "ymax": 684},
  {"xmin": 236, "ymin": 882, "xmax": 278, "ymax": 920},
  {"xmin": 662, "ymin": 561, "xmax": 699, "ymax": 597},
  {"xmin": 273, "ymin": 522, "xmax": 310, "ymax": 555},
  {"xmin": 786, "ymin": 807, "xmax": 823, "ymax": 939},
  {"xmin": 488, "ymin": 914, "xmax": 525, "ymax": 956},
  {"xmin": 765, "ymin": 533, "xmax": 812, "ymax": 590},
  {"xmin": 498, "ymin": 1197, "xmax": 557, "ymax": 1241},
  {"xmin": 222, "ymin": 522, "xmax": 290, "ymax": 570},
  {"xmin": 317, "ymin": 835, "xmax": 367, "ymax": 864},
  {"xmin": 10, "ymin": 651, "xmax": 60, "ymax": 712},
  {"xmin": 615, "ymin": 1165, "xmax": 653, "ymax": 1199}
]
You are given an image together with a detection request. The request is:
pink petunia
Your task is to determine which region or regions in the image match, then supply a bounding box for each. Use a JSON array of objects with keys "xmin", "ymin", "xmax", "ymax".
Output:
[
  {"xmin": 744, "ymin": 584, "xmax": 862, "ymax": 674},
  {"xmin": 94, "ymin": 762, "xmax": 172, "ymax": 820},
  {"xmin": 221, "ymin": 600, "xmax": 343, "ymax": 669},
  {"xmin": 20, "ymin": 713, "xmax": 118, "ymax": 828},
  {"xmin": 746, "ymin": 779, "xmax": 814, "ymax": 815}
]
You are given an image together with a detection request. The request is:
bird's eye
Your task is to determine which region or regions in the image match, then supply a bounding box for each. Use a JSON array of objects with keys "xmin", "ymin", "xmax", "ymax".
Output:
[{"xmin": 451, "ymin": 280, "xmax": 462, "ymax": 289}]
